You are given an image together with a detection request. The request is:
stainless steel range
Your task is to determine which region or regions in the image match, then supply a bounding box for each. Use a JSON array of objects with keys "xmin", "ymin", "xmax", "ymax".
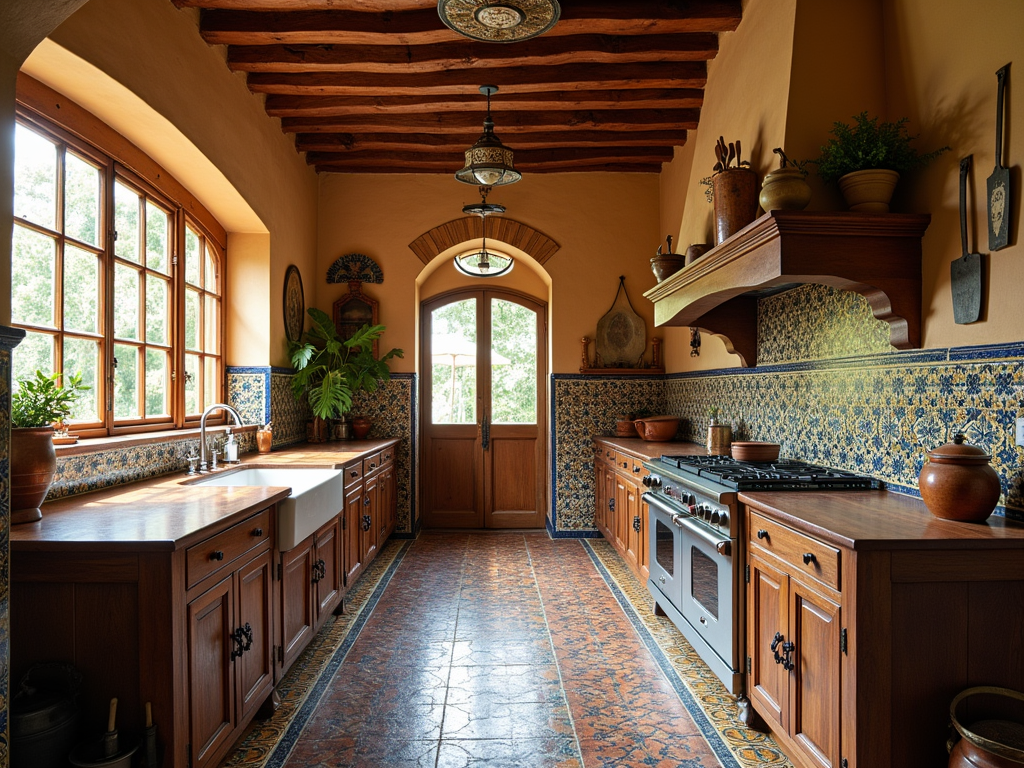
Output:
[{"xmin": 642, "ymin": 454, "xmax": 880, "ymax": 695}]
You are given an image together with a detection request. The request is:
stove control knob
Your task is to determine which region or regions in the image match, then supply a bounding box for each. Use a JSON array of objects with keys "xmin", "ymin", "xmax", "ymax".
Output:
[
  {"xmin": 710, "ymin": 510, "xmax": 721, "ymax": 525},
  {"xmin": 642, "ymin": 475, "xmax": 651, "ymax": 487},
  {"xmin": 718, "ymin": 512, "xmax": 729, "ymax": 529},
  {"xmin": 648, "ymin": 475, "xmax": 662, "ymax": 489}
]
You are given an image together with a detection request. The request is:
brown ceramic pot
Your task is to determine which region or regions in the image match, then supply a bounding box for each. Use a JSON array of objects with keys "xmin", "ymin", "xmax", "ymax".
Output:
[
  {"xmin": 684, "ymin": 243, "xmax": 710, "ymax": 265},
  {"xmin": 351, "ymin": 415, "xmax": 372, "ymax": 440},
  {"xmin": 632, "ymin": 416, "xmax": 680, "ymax": 442},
  {"xmin": 759, "ymin": 167, "xmax": 812, "ymax": 212},
  {"xmin": 712, "ymin": 167, "xmax": 759, "ymax": 244},
  {"xmin": 650, "ymin": 253, "xmax": 685, "ymax": 282},
  {"xmin": 948, "ymin": 686, "xmax": 1024, "ymax": 768},
  {"xmin": 918, "ymin": 434, "xmax": 1000, "ymax": 522},
  {"xmin": 11, "ymin": 427, "xmax": 57, "ymax": 524}
]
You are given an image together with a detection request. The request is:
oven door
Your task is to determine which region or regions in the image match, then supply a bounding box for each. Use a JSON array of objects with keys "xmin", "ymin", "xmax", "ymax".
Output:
[
  {"xmin": 647, "ymin": 498, "xmax": 681, "ymax": 608},
  {"xmin": 676, "ymin": 513, "xmax": 735, "ymax": 666}
]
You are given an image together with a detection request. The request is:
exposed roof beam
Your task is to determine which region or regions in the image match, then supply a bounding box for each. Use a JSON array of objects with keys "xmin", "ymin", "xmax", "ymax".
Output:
[
  {"xmin": 226, "ymin": 33, "xmax": 719, "ymax": 73},
  {"xmin": 265, "ymin": 89, "xmax": 704, "ymax": 116},
  {"xmin": 305, "ymin": 146, "xmax": 675, "ymax": 167},
  {"xmin": 294, "ymin": 129, "xmax": 689, "ymax": 152},
  {"xmin": 281, "ymin": 108, "xmax": 700, "ymax": 133},
  {"xmin": 247, "ymin": 62, "xmax": 706, "ymax": 95},
  {"xmin": 312, "ymin": 163, "xmax": 663, "ymax": 174},
  {"xmin": 200, "ymin": 2, "xmax": 742, "ymax": 45}
]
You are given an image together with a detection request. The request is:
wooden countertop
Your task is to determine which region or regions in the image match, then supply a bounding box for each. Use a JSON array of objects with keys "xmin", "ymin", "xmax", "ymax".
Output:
[
  {"xmin": 594, "ymin": 436, "xmax": 1024, "ymax": 551},
  {"xmin": 11, "ymin": 439, "xmax": 399, "ymax": 551}
]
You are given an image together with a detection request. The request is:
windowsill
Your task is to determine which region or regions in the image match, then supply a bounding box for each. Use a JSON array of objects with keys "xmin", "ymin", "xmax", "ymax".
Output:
[{"xmin": 54, "ymin": 424, "xmax": 258, "ymax": 457}]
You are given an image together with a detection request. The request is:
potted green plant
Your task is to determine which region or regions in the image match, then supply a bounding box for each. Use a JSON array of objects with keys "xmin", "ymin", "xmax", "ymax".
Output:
[
  {"xmin": 812, "ymin": 112, "xmax": 949, "ymax": 212},
  {"xmin": 288, "ymin": 307, "xmax": 403, "ymax": 442},
  {"xmin": 11, "ymin": 370, "xmax": 89, "ymax": 524}
]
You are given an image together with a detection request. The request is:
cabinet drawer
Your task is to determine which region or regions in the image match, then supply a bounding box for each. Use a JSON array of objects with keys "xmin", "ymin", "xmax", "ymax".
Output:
[
  {"xmin": 343, "ymin": 462, "xmax": 363, "ymax": 489},
  {"xmin": 595, "ymin": 444, "xmax": 615, "ymax": 465},
  {"xmin": 187, "ymin": 508, "xmax": 273, "ymax": 589},
  {"xmin": 748, "ymin": 510, "xmax": 840, "ymax": 591},
  {"xmin": 362, "ymin": 452, "xmax": 382, "ymax": 475},
  {"xmin": 380, "ymin": 446, "xmax": 395, "ymax": 466},
  {"xmin": 614, "ymin": 452, "xmax": 633, "ymax": 473}
]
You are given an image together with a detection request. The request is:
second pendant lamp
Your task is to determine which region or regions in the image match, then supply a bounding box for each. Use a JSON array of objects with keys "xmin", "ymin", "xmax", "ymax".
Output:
[{"xmin": 455, "ymin": 85, "xmax": 522, "ymax": 188}]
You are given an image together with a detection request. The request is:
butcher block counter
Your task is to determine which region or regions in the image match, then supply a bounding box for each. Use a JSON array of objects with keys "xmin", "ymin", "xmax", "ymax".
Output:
[{"xmin": 10, "ymin": 438, "xmax": 400, "ymax": 768}]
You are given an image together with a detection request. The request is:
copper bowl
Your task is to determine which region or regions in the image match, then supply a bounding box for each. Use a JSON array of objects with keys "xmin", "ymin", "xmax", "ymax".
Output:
[
  {"xmin": 633, "ymin": 416, "xmax": 680, "ymax": 442},
  {"xmin": 730, "ymin": 441, "xmax": 780, "ymax": 462}
]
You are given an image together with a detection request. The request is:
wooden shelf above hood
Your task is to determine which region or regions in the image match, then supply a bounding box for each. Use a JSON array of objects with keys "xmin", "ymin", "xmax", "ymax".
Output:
[{"xmin": 643, "ymin": 211, "xmax": 931, "ymax": 367}]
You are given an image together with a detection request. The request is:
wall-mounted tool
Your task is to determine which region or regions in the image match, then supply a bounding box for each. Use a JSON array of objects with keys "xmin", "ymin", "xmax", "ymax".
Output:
[
  {"xmin": 987, "ymin": 63, "xmax": 1011, "ymax": 250},
  {"xmin": 953, "ymin": 155, "xmax": 983, "ymax": 324}
]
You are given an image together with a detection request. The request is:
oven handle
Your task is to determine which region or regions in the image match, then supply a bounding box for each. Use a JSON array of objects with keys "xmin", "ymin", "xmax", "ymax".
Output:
[{"xmin": 643, "ymin": 492, "xmax": 733, "ymax": 556}]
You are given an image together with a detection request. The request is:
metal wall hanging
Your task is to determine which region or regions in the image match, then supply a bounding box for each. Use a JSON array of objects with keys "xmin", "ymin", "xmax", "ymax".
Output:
[
  {"xmin": 579, "ymin": 277, "xmax": 664, "ymax": 374},
  {"xmin": 326, "ymin": 253, "xmax": 384, "ymax": 285},
  {"xmin": 438, "ymin": 0, "xmax": 560, "ymax": 43},
  {"xmin": 283, "ymin": 265, "xmax": 305, "ymax": 342}
]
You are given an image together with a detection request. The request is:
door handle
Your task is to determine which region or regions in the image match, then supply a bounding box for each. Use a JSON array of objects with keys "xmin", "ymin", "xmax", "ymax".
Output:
[{"xmin": 482, "ymin": 413, "xmax": 490, "ymax": 451}]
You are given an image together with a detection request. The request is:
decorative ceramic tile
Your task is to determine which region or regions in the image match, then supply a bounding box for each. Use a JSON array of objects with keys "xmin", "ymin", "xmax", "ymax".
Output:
[
  {"xmin": 227, "ymin": 367, "xmax": 271, "ymax": 426},
  {"xmin": 270, "ymin": 370, "xmax": 308, "ymax": 447},
  {"xmin": 757, "ymin": 284, "xmax": 895, "ymax": 364}
]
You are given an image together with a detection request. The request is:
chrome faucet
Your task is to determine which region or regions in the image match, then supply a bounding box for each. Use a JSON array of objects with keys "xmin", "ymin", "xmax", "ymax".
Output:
[{"xmin": 200, "ymin": 403, "xmax": 244, "ymax": 472}]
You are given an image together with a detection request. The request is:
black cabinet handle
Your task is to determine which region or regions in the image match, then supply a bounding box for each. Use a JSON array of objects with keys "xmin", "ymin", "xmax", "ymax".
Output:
[
  {"xmin": 252, "ymin": 528, "xmax": 263, "ymax": 537},
  {"xmin": 802, "ymin": 552, "xmax": 817, "ymax": 565},
  {"xmin": 364, "ymin": 496, "xmax": 371, "ymax": 506},
  {"xmin": 632, "ymin": 516, "xmax": 641, "ymax": 533},
  {"xmin": 231, "ymin": 622, "xmax": 253, "ymax": 660},
  {"xmin": 770, "ymin": 631, "xmax": 795, "ymax": 671},
  {"xmin": 312, "ymin": 559, "xmax": 326, "ymax": 583},
  {"xmin": 608, "ymin": 498, "xmax": 615, "ymax": 512},
  {"xmin": 210, "ymin": 550, "xmax": 225, "ymax": 561},
  {"xmin": 757, "ymin": 529, "xmax": 769, "ymax": 540},
  {"xmin": 362, "ymin": 514, "xmax": 372, "ymax": 531}
]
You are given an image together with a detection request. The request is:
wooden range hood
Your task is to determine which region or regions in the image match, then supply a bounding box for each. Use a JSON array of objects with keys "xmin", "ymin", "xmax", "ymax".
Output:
[{"xmin": 643, "ymin": 211, "xmax": 931, "ymax": 367}]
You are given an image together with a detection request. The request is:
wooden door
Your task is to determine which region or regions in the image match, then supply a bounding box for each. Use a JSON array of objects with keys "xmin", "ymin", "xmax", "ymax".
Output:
[
  {"xmin": 280, "ymin": 540, "xmax": 314, "ymax": 671},
  {"xmin": 614, "ymin": 477, "xmax": 630, "ymax": 553},
  {"xmin": 747, "ymin": 554, "xmax": 789, "ymax": 732},
  {"xmin": 315, "ymin": 519, "xmax": 341, "ymax": 618},
  {"xmin": 235, "ymin": 550, "xmax": 274, "ymax": 722},
  {"xmin": 187, "ymin": 575, "xmax": 235, "ymax": 768},
  {"xmin": 790, "ymin": 578, "xmax": 842, "ymax": 768},
  {"xmin": 624, "ymin": 479, "xmax": 641, "ymax": 572},
  {"xmin": 344, "ymin": 484, "xmax": 363, "ymax": 587},
  {"xmin": 362, "ymin": 472, "xmax": 379, "ymax": 562},
  {"xmin": 422, "ymin": 288, "xmax": 547, "ymax": 529}
]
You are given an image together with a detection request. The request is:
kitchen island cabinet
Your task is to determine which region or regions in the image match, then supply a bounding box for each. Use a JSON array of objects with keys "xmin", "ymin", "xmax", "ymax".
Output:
[{"xmin": 741, "ymin": 490, "xmax": 1024, "ymax": 768}]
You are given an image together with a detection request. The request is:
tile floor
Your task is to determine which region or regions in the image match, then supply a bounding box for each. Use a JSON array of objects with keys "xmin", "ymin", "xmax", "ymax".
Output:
[{"xmin": 272, "ymin": 533, "xmax": 737, "ymax": 768}]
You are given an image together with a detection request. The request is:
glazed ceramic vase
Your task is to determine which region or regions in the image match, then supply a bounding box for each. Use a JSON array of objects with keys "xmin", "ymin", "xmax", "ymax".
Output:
[
  {"xmin": 838, "ymin": 168, "xmax": 900, "ymax": 212},
  {"xmin": 351, "ymin": 415, "xmax": 372, "ymax": 440},
  {"xmin": 11, "ymin": 427, "xmax": 57, "ymax": 524},
  {"xmin": 759, "ymin": 167, "xmax": 812, "ymax": 212},
  {"xmin": 712, "ymin": 167, "xmax": 759, "ymax": 244}
]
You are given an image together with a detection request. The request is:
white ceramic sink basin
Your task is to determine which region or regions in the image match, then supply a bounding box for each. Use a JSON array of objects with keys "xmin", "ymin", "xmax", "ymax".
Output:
[{"xmin": 194, "ymin": 468, "xmax": 344, "ymax": 550}]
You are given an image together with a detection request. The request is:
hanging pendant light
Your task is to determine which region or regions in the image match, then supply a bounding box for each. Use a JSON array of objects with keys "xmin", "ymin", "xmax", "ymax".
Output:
[
  {"xmin": 438, "ymin": 0, "xmax": 561, "ymax": 43},
  {"xmin": 454, "ymin": 186, "xmax": 514, "ymax": 278},
  {"xmin": 455, "ymin": 85, "xmax": 522, "ymax": 188}
]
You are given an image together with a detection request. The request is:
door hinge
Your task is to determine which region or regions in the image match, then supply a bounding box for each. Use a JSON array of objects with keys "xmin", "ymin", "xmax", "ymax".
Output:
[
  {"xmin": 276, "ymin": 644, "xmax": 283, "ymax": 663},
  {"xmin": 840, "ymin": 627, "xmax": 848, "ymax": 655},
  {"xmin": 841, "ymin": 759, "xmax": 849, "ymax": 768},
  {"xmin": 746, "ymin": 656, "xmax": 751, "ymax": 673},
  {"xmin": 276, "ymin": 563, "xmax": 282, "ymax": 581},
  {"xmin": 745, "ymin": 564, "xmax": 750, "ymax": 583}
]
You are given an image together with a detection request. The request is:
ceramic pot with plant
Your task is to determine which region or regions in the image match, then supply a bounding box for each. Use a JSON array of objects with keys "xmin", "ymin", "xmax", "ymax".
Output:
[
  {"xmin": 11, "ymin": 370, "xmax": 89, "ymax": 524},
  {"xmin": 812, "ymin": 112, "xmax": 949, "ymax": 212},
  {"xmin": 650, "ymin": 235, "xmax": 685, "ymax": 283},
  {"xmin": 760, "ymin": 148, "xmax": 812, "ymax": 212},
  {"xmin": 289, "ymin": 307, "xmax": 403, "ymax": 442},
  {"xmin": 710, "ymin": 136, "xmax": 758, "ymax": 244}
]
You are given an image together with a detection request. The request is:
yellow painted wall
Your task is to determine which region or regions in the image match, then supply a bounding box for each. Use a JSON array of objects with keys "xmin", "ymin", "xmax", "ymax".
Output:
[{"xmin": 317, "ymin": 172, "xmax": 661, "ymax": 374}]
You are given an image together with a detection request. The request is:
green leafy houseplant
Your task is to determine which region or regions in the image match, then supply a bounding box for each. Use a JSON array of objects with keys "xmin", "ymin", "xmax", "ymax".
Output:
[
  {"xmin": 812, "ymin": 112, "xmax": 949, "ymax": 184},
  {"xmin": 288, "ymin": 307, "xmax": 403, "ymax": 421},
  {"xmin": 12, "ymin": 370, "xmax": 89, "ymax": 428}
]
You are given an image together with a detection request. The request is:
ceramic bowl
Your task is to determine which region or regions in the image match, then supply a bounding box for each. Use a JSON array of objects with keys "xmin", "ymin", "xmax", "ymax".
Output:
[
  {"xmin": 633, "ymin": 416, "xmax": 680, "ymax": 442},
  {"xmin": 730, "ymin": 441, "xmax": 780, "ymax": 462}
]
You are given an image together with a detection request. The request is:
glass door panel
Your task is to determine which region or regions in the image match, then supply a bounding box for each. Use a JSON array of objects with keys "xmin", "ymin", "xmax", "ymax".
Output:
[
  {"xmin": 430, "ymin": 298, "xmax": 477, "ymax": 425},
  {"xmin": 490, "ymin": 298, "xmax": 537, "ymax": 424}
]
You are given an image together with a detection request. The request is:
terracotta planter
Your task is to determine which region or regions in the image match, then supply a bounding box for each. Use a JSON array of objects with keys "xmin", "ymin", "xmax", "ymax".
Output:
[
  {"xmin": 712, "ymin": 167, "xmax": 759, "ymax": 244},
  {"xmin": 11, "ymin": 427, "xmax": 57, "ymax": 524},
  {"xmin": 306, "ymin": 416, "xmax": 329, "ymax": 443},
  {"xmin": 837, "ymin": 168, "xmax": 899, "ymax": 212},
  {"xmin": 351, "ymin": 415, "xmax": 372, "ymax": 440},
  {"xmin": 650, "ymin": 253, "xmax": 685, "ymax": 282},
  {"xmin": 759, "ymin": 167, "xmax": 812, "ymax": 212}
]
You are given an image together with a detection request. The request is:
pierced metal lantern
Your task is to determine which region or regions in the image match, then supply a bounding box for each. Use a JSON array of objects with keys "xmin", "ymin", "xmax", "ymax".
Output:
[
  {"xmin": 455, "ymin": 85, "xmax": 522, "ymax": 187},
  {"xmin": 454, "ymin": 186, "xmax": 514, "ymax": 277},
  {"xmin": 438, "ymin": 0, "xmax": 561, "ymax": 43}
]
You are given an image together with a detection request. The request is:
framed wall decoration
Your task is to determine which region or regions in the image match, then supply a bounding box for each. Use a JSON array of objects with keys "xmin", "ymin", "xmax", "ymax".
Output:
[
  {"xmin": 333, "ymin": 281, "xmax": 379, "ymax": 356},
  {"xmin": 283, "ymin": 265, "xmax": 305, "ymax": 343}
]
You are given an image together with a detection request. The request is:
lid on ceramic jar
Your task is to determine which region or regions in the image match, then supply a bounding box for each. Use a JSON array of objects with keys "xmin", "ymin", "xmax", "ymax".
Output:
[{"xmin": 927, "ymin": 434, "xmax": 991, "ymax": 465}]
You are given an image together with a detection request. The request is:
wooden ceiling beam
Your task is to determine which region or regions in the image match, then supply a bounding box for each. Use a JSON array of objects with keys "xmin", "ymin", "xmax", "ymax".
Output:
[
  {"xmin": 305, "ymin": 146, "xmax": 675, "ymax": 166},
  {"xmin": 226, "ymin": 33, "xmax": 719, "ymax": 73},
  {"xmin": 281, "ymin": 108, "xmax": 699, "ymax": 133},
  {"xmin": 199, "ymin": 2, "xmax": 742, "ymax": 45},
  {"xmin": 294, "ymin": 129, "xmax": 688, "ymax": 152},
  {"xmin": 247, "ymin": 62, "xmax": 706, "ymax": 95},
  {"xmin": 312, "ymin": 162, "xmax": 664, "ymax": 174},
  {"xmin": 265, "ymin": 88, "xmax": 704, "ymax": 116}
]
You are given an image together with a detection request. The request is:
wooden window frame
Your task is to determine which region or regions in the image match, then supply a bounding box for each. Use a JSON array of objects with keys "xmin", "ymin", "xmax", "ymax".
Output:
[{"xmin": 12, "ymin": 77, "xmax": 228, "ymax": 437}]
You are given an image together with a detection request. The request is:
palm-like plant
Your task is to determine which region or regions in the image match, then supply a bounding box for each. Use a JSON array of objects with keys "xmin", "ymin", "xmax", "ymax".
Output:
[{"xmin": 288, "ymin": 307, "xmax": 403, "ymax": 421}]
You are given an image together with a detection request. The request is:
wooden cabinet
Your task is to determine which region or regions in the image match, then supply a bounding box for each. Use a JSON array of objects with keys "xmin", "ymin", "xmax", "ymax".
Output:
[
  {"xmin": 594, "ymin": 439, "xmax": 652, "ymax": 583},
  {"xmin": 341, "ymin": 447, "xmax": 397, "ymax": 591},
  {"xmin": 279, "ymin": 517, "xmax": 341, "ymax": 672}
]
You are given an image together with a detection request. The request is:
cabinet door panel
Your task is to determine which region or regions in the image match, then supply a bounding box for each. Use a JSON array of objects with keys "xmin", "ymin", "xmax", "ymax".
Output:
[
  {"xmin": 383, "ymin": 465, "xmax": 397, "ymax": 538},
  {"xmin": 614, "ymin": 478, "xmax": 629, "ymax": 552},
  {"xmin": 344, "ymin": 485, "xmax": 364, "ymax": 587},
  {"xmin": 315, "ymin": 519, "xmax": 342, "ymax": 618},
  {"xmin": 624, "ymin": 480, "xmax": 640, "ymax": 573},
  {"xmin": 236, "ymin": 549, "xmax": 274, "ymax": 722},
  {"xmin": 748, "ymin": 555, "xmax": 788, "ymax": 732},
  {"xmin": 363, "ymin": 473, "xmax": 379, "ymax": 563},
  {"xmin": 791, "ymin": 580, "xmax": 841, "ymax": 768},
  {"xmin": 188, "ymin": 576, "xmax": 235, "ymax": 768},
  {"xmin": 280, "ymin": 541, "xmax": 315, "ymax": 671}
]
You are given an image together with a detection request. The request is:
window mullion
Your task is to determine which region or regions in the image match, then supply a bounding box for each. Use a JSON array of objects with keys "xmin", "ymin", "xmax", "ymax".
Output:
[{"xmin": 103, "ymin": 162, "xmax": 116, "ymax": 431}]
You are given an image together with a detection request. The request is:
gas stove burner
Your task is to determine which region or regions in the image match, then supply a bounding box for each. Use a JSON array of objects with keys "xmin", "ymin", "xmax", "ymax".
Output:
[{"xmin": 657, "ymin": 455, "xmax": 880, "ymax": 491}]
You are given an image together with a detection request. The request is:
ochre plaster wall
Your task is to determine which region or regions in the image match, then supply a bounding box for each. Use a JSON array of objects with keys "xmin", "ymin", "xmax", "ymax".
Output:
[
  {"xmin": 43, "ymin": 0, "xmax": 319, "ymax": 367},
  {"xmin": 317, "ymin": 173, "xmax": 661, "ymax": 375}
]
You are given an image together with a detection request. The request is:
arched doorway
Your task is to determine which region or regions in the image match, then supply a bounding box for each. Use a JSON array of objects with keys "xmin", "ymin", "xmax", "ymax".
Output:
[{"xmin": 420, "ymin": 287, "xmax": 548, "ymax": 529}]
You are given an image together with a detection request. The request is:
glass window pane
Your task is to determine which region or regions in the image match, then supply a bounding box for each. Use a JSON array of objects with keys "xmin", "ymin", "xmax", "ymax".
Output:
[
  {"xmin": 204, "ymin": 295, "xmax": 219, "ymax": 353},
  {"xmin": 204, "ymin": 357, "xmax": 219, "ymax": 412},
  {"xmin": 113, "ymin": 343, "xmax": 139, "ymax": 419},
  {"xmin": 205, "ymin": 244, "xmax": 218, "ymax": 294},
  {"xmin": 431, "ymin": 298, "xmax": 477, "ymax": 425},
  {"xmin": 185, "ymin": 354, "xmax": 200, "ymax": 415},
  {"xmin": 63, "ymin": 337, "xmax": 100, "ymax": 422},
  {"xmin": 114, "ymin": 181, "xmax": 140, "ymax": 263},
  {"xmin": 12, "ymin": 332, "xmax": 54, "ymax": 392},
  {"xmin": 145, "ymin": 348, "xmax": 169, "ymax": 418},
  {"xmin": 185, "ymin": 226, "xmax": 201, "ymax": 286},
  {"xmin": 64, "ymin": 244, "xmax": 99, "ymax": 334},
  {"xmin": 11, "ymin": 225, "xmax": 56, "ymax": 328},
  {"xmin": 114, "ymin": 263, "xmax": 140, "ymax": 340},
  {"xmin": 185, "ymin": 288, "xmax": 200, "ymax": 351},
  {"xmin": 491, "ymin": 299, "xmax": 537, "ymax": 424},
  {"xmin": 65, "ymin": 152, "xmax": 101, "ymax": 247},
  {"xmin": 146, "ymin": 201, "xmax": 170, "ymax": 273},
  {"xmin": 14, "ymin": 124, "xmax": 57, "ymax": 229},
  {"xmin": 146, "ymin": 274, "xmax": 168, "ymax": 344}
]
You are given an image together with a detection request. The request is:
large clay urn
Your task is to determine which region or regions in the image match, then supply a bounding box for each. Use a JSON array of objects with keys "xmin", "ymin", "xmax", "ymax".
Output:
[
  {"xmin": 11, "ymin": 427, "xmax": 57, "ymax": 524},
  {"xmin": 712, "ymin": 167, "xmax": 759, "ymax": 244},
  {"xmin": 918, "ymin": 434, "xmax": 1001, "ymax": 522}
]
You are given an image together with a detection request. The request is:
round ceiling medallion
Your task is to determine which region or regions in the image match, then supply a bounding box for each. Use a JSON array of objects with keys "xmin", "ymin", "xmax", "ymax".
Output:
[{"xmin": 438, "ymin": 0, "xmax": 560, "ymax": 43}]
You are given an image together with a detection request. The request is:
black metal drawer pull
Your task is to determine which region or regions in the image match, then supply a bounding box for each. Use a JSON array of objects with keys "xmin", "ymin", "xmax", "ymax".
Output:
[
  {"xmin": 770, "ymin": 631, "xmax": 795, "ymax": 671},
  {"xmin": 210, "ymin": 550, "xmax": 225, "ymax": 561},
  {"xmin": 252, "ymin": 528, "xmax": 263, "ymax": 537},
  {"xmin": 231, "ymin": 623, "xmax": 253, "ymax": 660},
  {"xmin": 756, "ymin": 529, "xmax": 769, "ymax": 540},
  {"xmin": 802, "ymin": 552, "xmax": 817, "ymax": 565},
  {"xmin": 608, "ymin": 498, "xmax": 615, "ymax": 512},
  {"xmin": 361, "ymin": 515, "xmax": 372, "ymax": 531},
  {"xmin": 632, "ymin": 516, "xmax": 641, "ymax": 533}
]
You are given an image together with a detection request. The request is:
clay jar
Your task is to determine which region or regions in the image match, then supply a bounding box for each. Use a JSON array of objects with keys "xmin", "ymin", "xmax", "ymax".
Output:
[
  {"xmin": 11, "ymin": 427, "xmax": 57, "ymax": 525},
  {"xmin": 351, "ymin": 415, "xmax": 372, "ymax": 439},
  {"xmin": 918, "ymin": 434, "xmax": 1001, "ymax": 522},
  {"xmin": 712, "ymin": 167, "xmax": 759, "ymax": 244},
  {"xmin": 759, "ymin": 167, "xmax": 812, "ymax": 212}
]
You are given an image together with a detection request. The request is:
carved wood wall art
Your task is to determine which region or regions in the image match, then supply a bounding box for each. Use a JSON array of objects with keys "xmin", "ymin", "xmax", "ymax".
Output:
[
  {"xmin": 326, "ymin": 253, "xmax": 384, "ymax": 284},
  {"xmin": 333, "ymin": 281, "xmax": 379, "ymax": 357}
]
